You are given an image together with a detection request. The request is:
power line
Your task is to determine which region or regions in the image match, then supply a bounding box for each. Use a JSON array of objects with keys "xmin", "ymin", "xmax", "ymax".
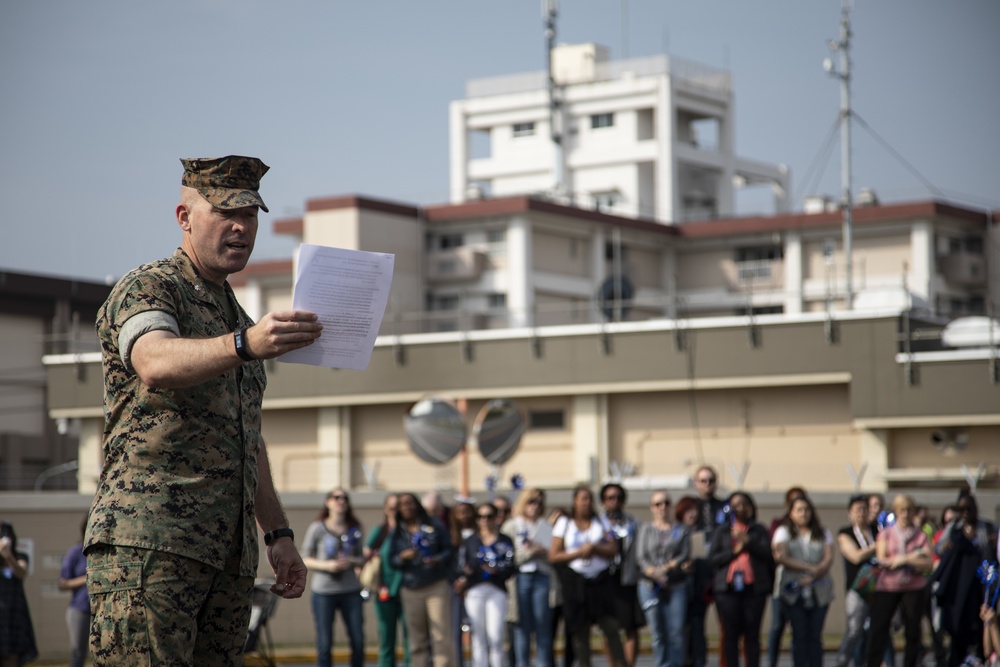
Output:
[
  {"xmin": 793, "ymin": 114, "xmax": 842, "ymax": 205},
  {"xmin": 852, "ymin": 112, "xmax": 948, "ymax": 201}
]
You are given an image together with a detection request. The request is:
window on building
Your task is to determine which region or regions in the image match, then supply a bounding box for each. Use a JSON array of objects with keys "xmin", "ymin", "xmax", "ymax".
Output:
[
  {"xmin": 735, "ymin": 246, "xmax": 782, "ymax": 262},
  {"xmin": 486, "ymin": 229, "xmax": 506, "ymax": 257},
  {"xmin": 528, "ymin": 410, "xmax": 565, "ymax": 430},
  {"xmin": 438, "ymin": 233, "xmax": 463, "ymax": 249},
  {"xmin": 427, "ymin": 294, "xmax": 460, "ymax": 311},
  {"xmin": 734, "ymin": 246, "xmax": 782, "ymax": 284},
  {"xmin": 605, "ymin": 241, "xmax": 629, "ymax": 264},
  {"xmin": 637, "ymin": 109, "xmax": 655, "ymax": 140},
  {"xmin": 487, "ymin": 293, "xmax": 506, "ymax": 310},
  {"xmin": 435, "ymin": 259, "xmax": 457, "ymax": 274},
  {"xmin": 513, "ymin": 122, "xmax": 535, "ymax": 137},
  {"xmin": 963, "ymin": 236, "xmax": 984, "ymax": 254},
  {"xmin": 591, "ymin": 113, "xmax": 614, "ymax": 129}
]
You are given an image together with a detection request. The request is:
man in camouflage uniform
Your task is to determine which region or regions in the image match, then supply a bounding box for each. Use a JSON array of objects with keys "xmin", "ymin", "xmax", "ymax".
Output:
[{"xmin": 85, "ymin": 156, "xmax": 324, "ymax": 665}]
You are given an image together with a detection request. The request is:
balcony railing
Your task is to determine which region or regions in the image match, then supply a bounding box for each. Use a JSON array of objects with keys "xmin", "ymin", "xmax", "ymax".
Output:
[
  {"xmin": 938, "ymin": 251, "xmax": 986, "ymax": 287},
  {"xmin": 425, "ymin": 248, "xmax": 488, "ymax": 283}
]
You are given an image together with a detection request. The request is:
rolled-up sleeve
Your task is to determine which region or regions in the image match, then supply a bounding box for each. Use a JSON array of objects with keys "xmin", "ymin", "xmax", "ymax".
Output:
[{"xmin": 118, "ymin": 310, "xmax": 180, "ymax": 373}]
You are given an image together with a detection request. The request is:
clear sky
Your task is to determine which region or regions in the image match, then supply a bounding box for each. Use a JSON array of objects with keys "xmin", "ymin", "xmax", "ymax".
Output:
[{"xmin": 2, "ymin": 1, "xmax": 998, "ymax": 284}]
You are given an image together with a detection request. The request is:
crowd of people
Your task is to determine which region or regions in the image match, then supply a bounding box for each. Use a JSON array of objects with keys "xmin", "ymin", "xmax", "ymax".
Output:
[
  {"xmin": 1, "ymin": 474, "xmax": 999, "ymax": 667},
  {"xmin": 294, "ymin": 470, "xmax": 1000, "ymax": 667}
]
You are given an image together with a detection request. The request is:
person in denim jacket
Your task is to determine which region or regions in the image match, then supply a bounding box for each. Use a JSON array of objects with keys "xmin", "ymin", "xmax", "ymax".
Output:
[{"xmin": 389, "ymin": 493, "xmax": 455, "ymax": 667}]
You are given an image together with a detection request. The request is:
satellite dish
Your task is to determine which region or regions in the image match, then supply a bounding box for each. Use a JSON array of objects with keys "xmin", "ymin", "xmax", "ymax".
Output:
[
  {"xmin": 598, "ymin": 274, "xmax": 634, "ymax": 321},
  {"xmin": 942, "ymin": 316, "xmax": 1000, "ymax": 348},
  {"xmin": 474, "ymin": 399, "xmax": 525, "ymax": 466},
  {"xmin": 404, "ymin": 398, "xmax": 467, "ymax": 465}
]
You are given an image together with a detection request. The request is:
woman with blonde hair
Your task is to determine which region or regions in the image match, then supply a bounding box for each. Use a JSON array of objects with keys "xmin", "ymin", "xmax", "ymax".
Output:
[
  {"xmin": 509, "ymin": 488, "xmax": 555, "ymax": 667},
  {"xmin": 866, "ymin": 494, "xmax": 932, "ymax": 667}
]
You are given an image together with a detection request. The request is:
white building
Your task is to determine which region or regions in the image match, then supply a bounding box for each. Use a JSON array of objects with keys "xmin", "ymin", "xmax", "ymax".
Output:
[{"xmin": 450, "ymin": 43, "xmax": 790, "ymax": 223}]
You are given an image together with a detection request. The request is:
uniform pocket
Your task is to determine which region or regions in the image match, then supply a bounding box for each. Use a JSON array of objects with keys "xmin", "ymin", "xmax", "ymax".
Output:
[{"xmin": 88, "ymin": 557, "xmax": 150, "ymax": 666}]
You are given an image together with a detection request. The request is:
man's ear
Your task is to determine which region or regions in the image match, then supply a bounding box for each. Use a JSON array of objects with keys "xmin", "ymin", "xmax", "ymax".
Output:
[{"xmin": 176, "ymin": 203, "xmax": 191, "ymax": 232}]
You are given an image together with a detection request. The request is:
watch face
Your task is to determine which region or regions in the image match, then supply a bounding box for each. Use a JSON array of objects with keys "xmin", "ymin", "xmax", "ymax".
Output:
[{"xmin": 235, "ymin": 328, "xmax": 253, "ymax": 360}]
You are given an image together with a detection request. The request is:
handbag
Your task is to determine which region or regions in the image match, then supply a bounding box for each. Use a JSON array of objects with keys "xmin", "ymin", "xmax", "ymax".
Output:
[
  {"xmin": 849, "ymin": 562, "xmax": 880, "ymax": 602},
  {"xmin": 359, "ymin": 553, "xmax": 382, "ymax": 590},
  {"xmin": 359, "ymin": 524, "xmax": 389, "ymax": 591}
]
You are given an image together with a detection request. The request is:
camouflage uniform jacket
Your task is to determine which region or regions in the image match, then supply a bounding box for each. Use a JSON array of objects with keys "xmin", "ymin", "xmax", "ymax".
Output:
[{"xmin": 86, "ymin": 248, "xmax": 266, "ymax": 577}]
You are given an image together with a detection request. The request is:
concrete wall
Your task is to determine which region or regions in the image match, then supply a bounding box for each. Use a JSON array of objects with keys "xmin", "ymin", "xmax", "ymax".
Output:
[{"xmin": 47, "ymin": 315, "xmax": 1000, "ymax": 497}]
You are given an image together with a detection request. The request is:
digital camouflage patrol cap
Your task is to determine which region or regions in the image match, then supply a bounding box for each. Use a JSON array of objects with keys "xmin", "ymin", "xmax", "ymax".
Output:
[{"xmin": 180, "ymin": 155, "xmax": 270, "ymax": 213}]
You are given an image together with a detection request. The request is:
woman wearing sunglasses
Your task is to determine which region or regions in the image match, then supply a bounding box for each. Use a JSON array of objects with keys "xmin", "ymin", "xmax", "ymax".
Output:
[
  {"xmin": 455, "ymin": 503, "xmax": 516, "ymax": 667},
  {"xmin": 636, "ymin": 491, "xmax": 690, "ymax": 667},
  {"xmin": 302, "ymin": 488, "xmax": 366, "ymax": 667},
  {"xmin": 389, "ymin": 492, "xmax": 456, "ymax": 667}
]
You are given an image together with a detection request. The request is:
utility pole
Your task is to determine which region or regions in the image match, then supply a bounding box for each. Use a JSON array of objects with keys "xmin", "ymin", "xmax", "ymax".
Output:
[{"xmin": 825, "ymin": 0, "xmax": 854, "ymax": 309}]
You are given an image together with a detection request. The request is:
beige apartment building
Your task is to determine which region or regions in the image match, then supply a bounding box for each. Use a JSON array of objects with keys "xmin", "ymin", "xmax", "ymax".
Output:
[
  {"xmin": 44, "ymin": 195, "xmax": 999, "ymax": 497},
  {"xmin": 0, "ymin": 270, "xmax": 110, "ymax": 491}
]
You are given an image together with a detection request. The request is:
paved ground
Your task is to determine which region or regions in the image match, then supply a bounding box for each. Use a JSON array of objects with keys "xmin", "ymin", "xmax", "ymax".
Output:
[
  {"xmin": 38, "ymin": 648, "xmax": 823, "ymax": 666},
  {"xmin": 238, "ymin": 648, "xmax": 822, "ymax": 667}
]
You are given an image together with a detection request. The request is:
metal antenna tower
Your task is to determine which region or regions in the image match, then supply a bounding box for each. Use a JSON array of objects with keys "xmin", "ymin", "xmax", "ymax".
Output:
[
  {"xmin": 824, "ymin": 0, "xmax": 854, "ymax": 309},
  {"xmin": 543, "ymin": 0, "xmax": 565, "ymax": 197}
]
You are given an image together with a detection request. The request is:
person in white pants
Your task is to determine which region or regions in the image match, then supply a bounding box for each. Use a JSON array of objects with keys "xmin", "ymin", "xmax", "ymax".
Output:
[{"xmin": 455, "ymin": 503, "xmax": 517, "ymax": 667}]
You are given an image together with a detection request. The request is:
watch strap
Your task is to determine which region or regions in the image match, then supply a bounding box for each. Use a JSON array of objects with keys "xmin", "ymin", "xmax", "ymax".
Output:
[{"xmin": 263, "ymin": 527, "xmax": 294, "ymax": 546}]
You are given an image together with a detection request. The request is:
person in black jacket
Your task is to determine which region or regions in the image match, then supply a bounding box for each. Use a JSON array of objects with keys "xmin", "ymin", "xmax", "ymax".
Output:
[
  {"xmin": 388, "ymin": 492, "xmax": 456, "ymax": 667},
  {"xmin": 455, "ymin": 503, "xmax": 516, "ymax": 667},
  {"xmin": 692, "ymin": 466, "xmax": 726, "ymax": 667},
  {"xmin": 933, "ymin": 492, "xmax": 999, "ymax": 667},
  {"xmin": 709, "ymin": 491, "xmax": 775, "ymax": 667}
]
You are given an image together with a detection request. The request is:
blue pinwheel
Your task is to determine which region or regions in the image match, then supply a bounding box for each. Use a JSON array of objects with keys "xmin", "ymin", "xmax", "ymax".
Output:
[{"xmin": 976, "ymin": 560, "xmax": 999, "ymax": 608}]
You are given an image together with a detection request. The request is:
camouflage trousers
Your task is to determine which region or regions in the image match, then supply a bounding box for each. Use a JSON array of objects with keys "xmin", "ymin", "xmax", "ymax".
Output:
[{"xmin": 87, "ymin": 543, "xmax": 254, "ymax": 666}]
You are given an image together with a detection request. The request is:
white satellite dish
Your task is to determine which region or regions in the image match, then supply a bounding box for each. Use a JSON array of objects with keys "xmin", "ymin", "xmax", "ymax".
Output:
[{"xmin": 941, "ymin": 316, "xmax": 1000, "ymax": 348}]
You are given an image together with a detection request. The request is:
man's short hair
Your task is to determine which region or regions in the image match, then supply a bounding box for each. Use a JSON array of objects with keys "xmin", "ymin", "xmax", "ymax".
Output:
[{"xmin": 847, "ymin": 494, "xmax": 868, "ymax": 509}]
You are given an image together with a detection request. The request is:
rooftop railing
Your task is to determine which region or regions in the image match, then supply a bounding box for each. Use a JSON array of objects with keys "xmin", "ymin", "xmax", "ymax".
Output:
[{"xmin": 465, "ymin": 54, "xmax": 731, "ymax": 99}]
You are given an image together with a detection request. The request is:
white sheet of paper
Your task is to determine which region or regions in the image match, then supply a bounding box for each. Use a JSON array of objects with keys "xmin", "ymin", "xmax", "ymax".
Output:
[{"xmin": 278, "ymin": 244, "xmax": 395, "ymax": 370}]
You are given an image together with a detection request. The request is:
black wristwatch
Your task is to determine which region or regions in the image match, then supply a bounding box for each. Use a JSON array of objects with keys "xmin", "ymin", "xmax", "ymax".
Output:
[
  {"xmin": 234, "ymin": 327, "xmax": 254, "ymax": 362},
  {"xmin": 263, "ymin": 527, "xmax": 294, "ymax": 546}
]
